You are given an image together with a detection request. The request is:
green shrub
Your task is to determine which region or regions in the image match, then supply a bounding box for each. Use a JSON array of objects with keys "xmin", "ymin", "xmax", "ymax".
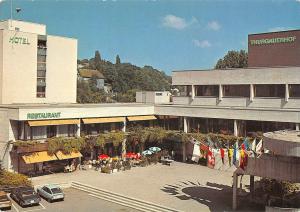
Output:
[{"xmin": 0, "ymin": 170, "xmax": 31, "ymax": 187}]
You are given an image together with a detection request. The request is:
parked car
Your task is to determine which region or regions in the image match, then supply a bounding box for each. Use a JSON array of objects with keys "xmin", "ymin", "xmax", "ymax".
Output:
[
  {"xmin": 10, "ymin": 186, "xmax": 41, "ymax": 207},
  {"xmin": 37, "ymin": 185, "xmax": 64, "ymax": 202},
  {"xmin": 0, "ymin": 191, "xmax": 11, "ymax": 210}
]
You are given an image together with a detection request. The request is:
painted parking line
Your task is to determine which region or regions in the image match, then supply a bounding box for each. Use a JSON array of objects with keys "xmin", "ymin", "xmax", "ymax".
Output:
[
  {"xmin": 12, "ymin": 203, "xmax": 20, "ymax": 212},
  {"xmin": 21, "ymin": 203, "xmax": 46, "ymax": 212}
]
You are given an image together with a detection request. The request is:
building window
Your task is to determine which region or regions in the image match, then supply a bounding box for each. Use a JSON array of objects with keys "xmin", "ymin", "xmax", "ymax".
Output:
[
  {"xmin": 155, "ymin": 92, "xmax": 163, "ymax": 96},
  {"xmin": 174, "ymin": 85, "xmax": 192, "ymax": 97},
  {"xmin": 37, "ymin": 36, "xmax": 47, "ymax": 98},
  {"xmin": 254, "ymin": 84, "xmax": 285, "ymax": 98},
  {"xmin": 289, "ymin": 84, "xmax": 300, "ymax": 98},
  {"xmin": 223, "ymin": 85, "xmax": 250, "ymax": 97},
  {"xmin": 195, "ymin": 85, "xmax": 218, "ymax": 97},
  {"xmin": 37, "ymin": 86, "xmax": 46, "ymax": 98}
]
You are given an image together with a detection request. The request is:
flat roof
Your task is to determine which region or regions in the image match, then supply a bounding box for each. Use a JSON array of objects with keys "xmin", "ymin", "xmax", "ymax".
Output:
[
  {"xmin": 0, "ymin": 103, "xmax": 154, "ymax": 109},
  {"xmin": 264, "ymin": 130, "xmax": 300, "ymax": 143},
  {"xmin": 249, "ymin": 29, "xmax": 300, "ymax": 36}
]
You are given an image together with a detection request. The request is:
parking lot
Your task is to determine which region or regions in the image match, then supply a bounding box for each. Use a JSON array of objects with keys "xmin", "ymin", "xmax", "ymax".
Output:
[{"xmin": 2, "ymin": 188, "xmax": 138, "ymax": 212}]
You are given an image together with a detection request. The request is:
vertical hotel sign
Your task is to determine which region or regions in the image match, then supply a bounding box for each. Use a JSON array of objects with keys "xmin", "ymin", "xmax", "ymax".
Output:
[
  {"xmin": 9, "ymin": 36, "xmax": 30, "ymax": 45},
  {"xmin": 250, "ymin": 36, "xmax": 296, "ymax": 45}
]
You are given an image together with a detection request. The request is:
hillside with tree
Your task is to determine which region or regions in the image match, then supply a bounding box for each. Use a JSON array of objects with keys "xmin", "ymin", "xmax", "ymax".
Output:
[{"xmin": 77, "ymin": 51, "xmax": 171, "ymax": 103}]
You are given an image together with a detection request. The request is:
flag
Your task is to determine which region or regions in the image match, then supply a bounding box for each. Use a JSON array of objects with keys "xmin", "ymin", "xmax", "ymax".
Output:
[
  {"xmin": 243, "ymin": 137, "xmax": 249, "ymax": 150},
  {"xmin": 233, "ymin": 141, "xmax": 237, "ymax": 165},
  {"xmin": 251, "ymin": 138, "xmax": 256, "ymax": 152},
  {"xmin": 220, "ymin": 148, "xmax": 225, "ymax": 164},
  {"xmin": 207, "ymin": 136, "xmax": 214, "ymax": 147},
  {"xmin": 228, "ymin": 148, "xmax": 233, "ymax": 166},
  {"xmin": 256, "ymin": 139, "xmax": 263, "ymax": 154}
]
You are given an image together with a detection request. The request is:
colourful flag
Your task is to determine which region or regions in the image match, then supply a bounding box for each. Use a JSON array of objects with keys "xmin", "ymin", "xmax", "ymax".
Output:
[
  {"xmin": 243, "ymin": 137, "xmax": 249, "ymax": 150},
  {"xmin": 256, "ymin": 139, "xmax": 263, "ymax": 154},
  {"xmin": 251, "ymin": 138, "xmax": 256, "ymax": 152}
]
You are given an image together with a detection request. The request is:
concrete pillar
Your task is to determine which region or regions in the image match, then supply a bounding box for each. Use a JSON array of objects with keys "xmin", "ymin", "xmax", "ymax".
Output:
[
  {"xmin": 76, "ymin": 123, "xmax": 81, "ymax": 137},
  {"xmin": 233, "ymin": 172, "xmax": 238, "ymax": 210},
  {"xmin": 250, "ymin": 175, "xmax": 255, "ymax": 199},
  {"xmin": 285, "ymin": 84, "xmax": 289, "ymax": 102},
  {"xmin": 250, "ymin": 84, "xmax": 254, "ymax": 102},
  {"xmin": 122, "ymin": 120, "xmax": 126, "ymax": 132},
  {"xmin": 183, "ymin": 117, "xmax": 188, "ymax": 133},
  {"xmin": 182, "ymin": 142, "xmax": 186, "ymax": 162},
  {"xmin": 296, "ymin": 123, "xmax": 299, "ymax": 131},
  {"xmin": 219, "ymin": 84, "xmax": 223, "ymax": 101},
  {"xmin": 234, "ymin": 120, "xmax": 238, "ymax": 137},
  {"xmin": 191, "ymin": 85, "xmax": 195, "ymax": 100}
]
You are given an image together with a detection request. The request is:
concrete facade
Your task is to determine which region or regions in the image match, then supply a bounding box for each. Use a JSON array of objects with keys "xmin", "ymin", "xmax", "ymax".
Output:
[
  {"xmin": 0, "ymin": 20, "xmax": 77, "ymax": 104},
  {"xmin": 136, "ymin": 91, "xmax": 171, "ymax": 104}
]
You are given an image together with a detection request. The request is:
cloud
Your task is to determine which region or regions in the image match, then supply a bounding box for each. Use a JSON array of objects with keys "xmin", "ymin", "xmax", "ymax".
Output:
[
  {"xmin": 162, "ymin": 14, "xmax": 198, "ymax": 30},
  {"xmin": 296, "ymin": 0, "xmax": 300, "ymax": 2},
  {"xmin": 207, "ymin": 21, "xmax": 221, "ymax": 31},
  {"xmin": 268, "ymin": 27, "xmax": 292, "ymax": 32},
  {"xmin": 193, "ymin": 39, "xmax": 211, "ymax": 48}
]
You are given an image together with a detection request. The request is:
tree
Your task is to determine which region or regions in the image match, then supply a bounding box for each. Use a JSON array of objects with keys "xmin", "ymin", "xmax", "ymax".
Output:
[
  {"xmin": 94, "ymin": 50, "xmax": 102, "ymax": 69},
  {"xmin": 116, "ymin": 55, "xmax": 121, "ymax": 65},
  {"xmin": 215, "ymin": 50, "xmax": 248, "ymax": 69}
]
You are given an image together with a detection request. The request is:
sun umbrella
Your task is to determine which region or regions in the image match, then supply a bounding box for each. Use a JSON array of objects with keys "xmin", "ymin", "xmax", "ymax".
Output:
[
  {"xmin": 126, "ymin": 152, "xmax": 137, "ymax": 159},
  {"xmin": 142, "ymin": 150, "xmax": 153, "ymax": 156},
  {"xmin": 98, "ymin": 154, "xmax": 109, "ymax": 160},
  {"xmin": 149, "ymin": 147, "xmax": 161, "ymax": 152}
]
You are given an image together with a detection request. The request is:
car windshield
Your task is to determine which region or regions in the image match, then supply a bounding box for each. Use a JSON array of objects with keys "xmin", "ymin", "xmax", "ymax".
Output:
[
  {"xmin": 21, "ymin": 191, "xmax": 35, "ymax": 198},
  {"xmin": 51, "ymin": 188, "xmax": 62, "ymax": 194}
]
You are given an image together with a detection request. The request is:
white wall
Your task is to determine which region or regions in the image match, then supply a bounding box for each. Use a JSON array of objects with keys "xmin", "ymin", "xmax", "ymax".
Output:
[
  {"xmin": 46, "ymin": 35, "xmax": 77, "ymax": 103},
  {"xmin": 0, "ymin": 20, "xmax": 46, "ymax": 35},
  {"xmin": 173, "ymin": 67, "xmax": 300, "ymax": 85}
]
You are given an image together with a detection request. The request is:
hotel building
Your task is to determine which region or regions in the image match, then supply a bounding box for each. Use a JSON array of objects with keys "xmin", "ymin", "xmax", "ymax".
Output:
[{"xmin": 0, "ymin": 19, "xmax": 299, "ymax": 174}]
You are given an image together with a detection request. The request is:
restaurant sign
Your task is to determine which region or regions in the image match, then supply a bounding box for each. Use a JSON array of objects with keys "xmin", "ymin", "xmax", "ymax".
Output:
[
  {"xmin": 9, "ymin": 36, "xmax": 30, "ymax": 45},
  {"xmin": 250, "ymin": 36, "xmax": 296, "ymax": 46},
  {"xmin": 27, "ymin": 112, "xmax": 61, "ymax": 120}
]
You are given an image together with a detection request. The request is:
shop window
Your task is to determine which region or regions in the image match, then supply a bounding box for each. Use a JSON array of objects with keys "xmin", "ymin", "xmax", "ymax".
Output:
[
  {"xmin": 254, "ymin": 84, "xmax": 285, "ymax": 98},
  {"xmin": 289, "ymin": 84, "xmax": 300, "ymax": 98},
  {"xmin": 47, "ymin": 126, "xmax": 57, "ymax": 138},
  {"xmin": 195, "ymin": 85, "xmax": 218, "ymax": 97},
  {"xmin": 223, "ymin": 85, "xmax": 250, "ymax": 97},
  {"xmin": 31, "ymin": 126, "xmax": 47, "ymax": 140}
]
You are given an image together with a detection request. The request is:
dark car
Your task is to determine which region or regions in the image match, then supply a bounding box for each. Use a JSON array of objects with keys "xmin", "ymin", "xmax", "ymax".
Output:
[{"xmin": 10, "ymin": 187, "xmax": 41, "ymax": 207}]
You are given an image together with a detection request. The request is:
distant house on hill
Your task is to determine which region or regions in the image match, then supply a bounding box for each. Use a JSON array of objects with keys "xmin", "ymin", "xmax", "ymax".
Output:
[{"xmin": 78, "ymin": 69, "xmax": 112, "ymax": 93}]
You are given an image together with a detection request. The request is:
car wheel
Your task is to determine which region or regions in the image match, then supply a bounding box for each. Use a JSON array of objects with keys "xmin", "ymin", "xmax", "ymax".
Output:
[
  {"xmin": 19, "ymin": 200, "xmax": 24, "ymax": 208},
  {"xmin": 48, "ymin": 198, "xmax": 52, "ymax": 203}
]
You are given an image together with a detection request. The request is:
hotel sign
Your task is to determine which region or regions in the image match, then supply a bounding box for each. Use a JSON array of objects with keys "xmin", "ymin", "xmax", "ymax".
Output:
[
  {"xmin": 250, "ymin": 36, "xmax": 296, "ymax": 45},
  {"xmin": 27, "ymin": 112, "xmax": 61, "ymax": 120},
  {"xmin": 9, "ymin": 36, "xmax": 30, "ymax": 45}
]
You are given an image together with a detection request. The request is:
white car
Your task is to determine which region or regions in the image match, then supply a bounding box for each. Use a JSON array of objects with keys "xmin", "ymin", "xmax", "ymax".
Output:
[{"xmin": 37, "ymin": 185, "xmax": 64, "ymax": 202}]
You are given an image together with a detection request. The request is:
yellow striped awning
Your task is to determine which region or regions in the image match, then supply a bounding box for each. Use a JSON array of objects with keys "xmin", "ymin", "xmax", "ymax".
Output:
[
  {"xmin": 127, "ymin": 115, "xmax": 157, "ymax": 121},
  {"xmin": 158, "ymin": 115, "xmax": 178, "ymax": 119},
  {"xmin": 22, "ymin": 151, "xmax": 58, "ymax": 164},
  {"xmin": 82, "ymin": 117, "xmax": 125, "ymax": 124},
  {"xmin": 55, "ymin": 151, "xmax": 82, "ymax": 160},
  {"xmin": 28, "ymin": 119, "xmax": 80, "ymax": 127}
]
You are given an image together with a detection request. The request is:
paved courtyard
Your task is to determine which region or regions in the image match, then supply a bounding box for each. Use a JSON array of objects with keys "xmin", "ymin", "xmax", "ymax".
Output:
[{"xmin": 31, "ymin": 162, "xmax": 263, "ymax": 212}]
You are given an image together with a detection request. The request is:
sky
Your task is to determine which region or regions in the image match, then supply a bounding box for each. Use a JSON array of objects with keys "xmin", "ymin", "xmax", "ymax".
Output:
[{"xmin": 0, "ymin": 0, "xmax": 299, "ymax": 74}]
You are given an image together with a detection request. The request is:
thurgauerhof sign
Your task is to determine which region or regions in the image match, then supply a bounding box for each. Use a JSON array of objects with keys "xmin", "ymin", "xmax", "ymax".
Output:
[
  {"xmin": 27, "ymin": 112, "xmax": 61, "ymax": 120},
  {"xmin": 9, "ymin": 36, "xmax": 30, "ymax": 45},
  {"xmin": 250, "ymin": 36, "xmax": 296, "ymax": 45}
]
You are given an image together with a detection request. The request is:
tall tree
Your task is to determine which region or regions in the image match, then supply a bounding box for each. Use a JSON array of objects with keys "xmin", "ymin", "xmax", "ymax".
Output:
[
  {"xmin": 94, "ymin": 50, "xmax": 102, "ymax": 69},
  {"xmin": 116, "ymin": 55, "xmax": 121, "ymax": 65},
  {"xmin": 215, "ymin": 50, "xmax": 248, "ymax": 69}
]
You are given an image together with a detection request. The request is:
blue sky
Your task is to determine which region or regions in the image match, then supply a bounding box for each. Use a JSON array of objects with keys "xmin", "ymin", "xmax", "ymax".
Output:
[{"xmin": 0, "ymin": 0, "xmax": 299, "ymax": 74}]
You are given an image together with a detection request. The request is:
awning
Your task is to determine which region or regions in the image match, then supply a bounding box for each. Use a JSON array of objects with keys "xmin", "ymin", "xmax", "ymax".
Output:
[
  {"xmin": 28, "ymin": 119, "xmax": 80, "ymax": 127},
  {"xmin": 158, "ymin": 115, "xmax": 178, "ymax": 119},
  {"xmin": 127, "ymin": 115, "xmax": 157, "ymax": 121},
  {"xmin": 55, "ymin": 151, "xmax": 82, "ymax": 160},
  {"xmin": 22, "ymin": 151, "xmax": 57, "ymax": 164},
  {"xmin": 82, "ymin": 117, "xmax": 125, "ymax": 124}
]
